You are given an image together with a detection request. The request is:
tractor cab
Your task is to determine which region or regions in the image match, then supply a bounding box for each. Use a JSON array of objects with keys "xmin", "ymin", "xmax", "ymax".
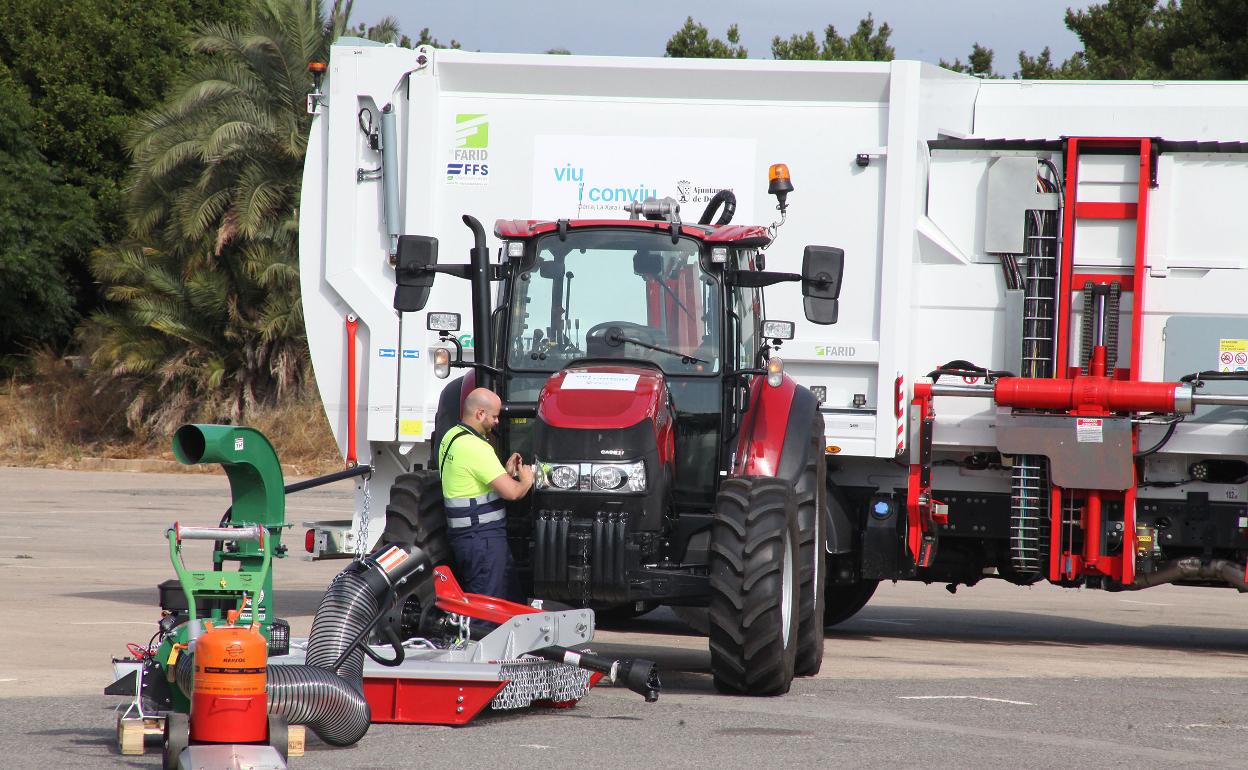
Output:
[{"xmin": 395, "ymin": 168, "xmax": 848, "ymax": 693}]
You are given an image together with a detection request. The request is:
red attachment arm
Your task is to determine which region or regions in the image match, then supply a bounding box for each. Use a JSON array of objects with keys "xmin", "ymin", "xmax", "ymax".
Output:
[{"xmin": 432, "ymin": 566, "xmax": 540, "ymax": 624}]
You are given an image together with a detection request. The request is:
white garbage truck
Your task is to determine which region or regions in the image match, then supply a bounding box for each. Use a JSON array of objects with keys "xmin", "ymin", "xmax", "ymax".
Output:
[{"xmin": 300, "ymin": 39, "xmax": 1248, "ymax": 693}]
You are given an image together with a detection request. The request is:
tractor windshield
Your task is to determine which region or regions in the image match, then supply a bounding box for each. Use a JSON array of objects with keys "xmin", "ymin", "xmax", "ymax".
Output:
[{"xmin": 507, "ymin": 230, "xmax": 720, "ymax": 375}]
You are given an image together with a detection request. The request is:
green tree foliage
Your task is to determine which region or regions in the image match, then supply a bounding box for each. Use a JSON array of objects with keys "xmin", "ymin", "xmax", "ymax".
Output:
[
  {"xmin": 90, "ymin": 0, "xmax": 440, "ymax": 430},
  {"xmin": 950, "ymin": 0, "xmax": 1248, "ymax": 80},
  {"xmin": 90, "ymin": 0, "xmax": 406, "ymax": 430},
  {"xmin": 771, "ymin": 15, "xmax": 894, "ymax": 61},
  {"xmin": 0, "ymin": 0, "xmax": 249, "ymax": 345},
  {"xmin": 0, "ymin": 65, "xmax": 98, "ymax": 365},
  {"xmin": 665, "ymin": 17, "xmax": 747, "ymax": 59},
  {"xmin": 941, "ymin": 43, "xmax": 998, "ymax": 77}
]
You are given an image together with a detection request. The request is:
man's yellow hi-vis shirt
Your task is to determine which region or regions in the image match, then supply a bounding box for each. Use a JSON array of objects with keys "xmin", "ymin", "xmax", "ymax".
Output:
[{"xmin": 439, "ymin": 425, "xmax": 506, "ymax": 499}]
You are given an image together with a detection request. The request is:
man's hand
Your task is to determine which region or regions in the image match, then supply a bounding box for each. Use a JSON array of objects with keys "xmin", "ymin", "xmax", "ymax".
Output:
[
  {"xmin": 518, "ymin": 462, "xmax": 535, "ymax": 489},
  {"xmin": 505, "ymin": 452, "xmax": 523, "ymax": 478}
]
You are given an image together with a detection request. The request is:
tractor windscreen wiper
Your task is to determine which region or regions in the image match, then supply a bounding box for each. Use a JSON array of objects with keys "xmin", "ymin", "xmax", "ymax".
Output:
[{"xmin": 609, "ymin": 331, "xmax": 706, "ymax": 364}]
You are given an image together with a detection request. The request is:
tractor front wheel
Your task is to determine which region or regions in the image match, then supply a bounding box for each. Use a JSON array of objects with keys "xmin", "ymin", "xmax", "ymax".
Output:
[
  {"xmin": 793, "ymin": 414, "xmax": 828, "ymax": 676},
  {"xmin": 379, "ymin": 470, "xmax": 451, "ymax": 566},
  {"xmin": 708, "ymin": 476, "xmax": 800, "ymax": 696}
]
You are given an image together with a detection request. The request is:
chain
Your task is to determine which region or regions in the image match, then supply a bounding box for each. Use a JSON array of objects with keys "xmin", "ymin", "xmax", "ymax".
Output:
[
  {"xmin": 491, "ymin": 657, "xmax": 593, "ymax": 710},
  {"xmin": 354, "ymin": 474, "xmax": 371, "ymax": 560}
]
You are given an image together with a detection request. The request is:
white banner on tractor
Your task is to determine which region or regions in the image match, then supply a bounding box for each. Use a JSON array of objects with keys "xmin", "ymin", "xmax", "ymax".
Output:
[{"xmin": 531, "ymin": 135, "xmax": 758, "ymax": 221}]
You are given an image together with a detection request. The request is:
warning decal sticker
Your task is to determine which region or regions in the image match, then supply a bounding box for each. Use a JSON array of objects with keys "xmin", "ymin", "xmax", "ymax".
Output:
[
  {"xmin": 1218, "ymin": 339, "xmax": 1248, "ymax": 373},
  {"xmin": 1076, "ymin": 417, "xmax": 1104, "ymax": 444}
]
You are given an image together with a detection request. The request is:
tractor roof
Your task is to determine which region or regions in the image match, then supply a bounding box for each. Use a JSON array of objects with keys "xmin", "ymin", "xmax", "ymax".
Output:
[{"xmin": 494, "ymin": 218, "xmax": 771, "ymax": 246}]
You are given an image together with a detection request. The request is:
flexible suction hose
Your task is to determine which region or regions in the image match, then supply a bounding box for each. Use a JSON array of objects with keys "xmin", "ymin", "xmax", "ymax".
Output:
[
  {"xmin": 178, "ymin": 544, "xmax": 431, "ymax": 747},
  {"xmin": 1129, "ymin": 557, "xmax": 1248, "ymax": 592}
]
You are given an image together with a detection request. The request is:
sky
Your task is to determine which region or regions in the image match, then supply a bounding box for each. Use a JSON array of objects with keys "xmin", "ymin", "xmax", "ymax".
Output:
[{"xmin": 354, "ymin": 1, "xmax": 1094, "ymax": 72}]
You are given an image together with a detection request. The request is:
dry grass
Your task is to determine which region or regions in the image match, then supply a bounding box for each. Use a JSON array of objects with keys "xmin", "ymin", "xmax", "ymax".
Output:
[{"xmin": 0, "ymin": 352, "xmax": 342, "ymax": 476}]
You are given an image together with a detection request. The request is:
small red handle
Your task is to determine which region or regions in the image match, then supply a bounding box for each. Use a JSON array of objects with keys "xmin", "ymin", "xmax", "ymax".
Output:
[{"xmin": 345, "ymin": 315, "xmax": 359, "ymax": 467}]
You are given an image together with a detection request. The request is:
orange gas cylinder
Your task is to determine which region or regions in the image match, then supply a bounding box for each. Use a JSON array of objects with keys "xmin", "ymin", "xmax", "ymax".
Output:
[{"xmin": 190, "ymin": 611, "xmax": 268, "ymax": 744}]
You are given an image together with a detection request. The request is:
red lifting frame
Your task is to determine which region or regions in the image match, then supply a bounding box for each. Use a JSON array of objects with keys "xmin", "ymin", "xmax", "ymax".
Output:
[{"xmin": 1050, "ymin": 138, "xmax": 1153, "ymax": 586}]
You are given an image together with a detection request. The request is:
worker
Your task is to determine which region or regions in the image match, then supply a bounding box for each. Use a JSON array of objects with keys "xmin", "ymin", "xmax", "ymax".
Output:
[{"xmin": 438, "ymin": 387, "xmax": 533, "ymax": 600}]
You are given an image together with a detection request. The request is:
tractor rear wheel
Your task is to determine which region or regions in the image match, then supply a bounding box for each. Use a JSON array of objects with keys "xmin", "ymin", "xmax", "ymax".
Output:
[
  {"xmin": 794, "ymin": 415, "xmax": 828, "ymax": 676},
  {"xmin": 824, "ymin": 579, "xmax": 879, "ymax": 626},
  {"xmin": 708, "ymin": 476, "xmax": 800, "ymax": 696},
  {"xmin": 380, "ymin": 471, "xmax": 451, "ymax": 566}
]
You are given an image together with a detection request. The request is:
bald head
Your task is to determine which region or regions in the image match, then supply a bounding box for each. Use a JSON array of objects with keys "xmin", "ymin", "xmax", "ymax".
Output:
[{"xmin": 462, "ymin": 388, "xmax": 502, "ymax": 434}]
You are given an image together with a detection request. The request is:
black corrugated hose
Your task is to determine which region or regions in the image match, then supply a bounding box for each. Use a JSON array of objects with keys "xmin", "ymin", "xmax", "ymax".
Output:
[{"xmin": 177, "ymin": 544, "xmax": 431, "ymax": 747}]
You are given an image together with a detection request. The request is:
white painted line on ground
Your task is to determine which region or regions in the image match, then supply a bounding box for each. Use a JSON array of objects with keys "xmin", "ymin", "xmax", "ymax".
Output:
[
  {"xmin": 0, "ymin": 678, "xmax": 17, "ymax": 683},
  {"xmin": 1120, "ymin": 599, "xmax": 1172, "ymax": 606},
  {"xmin": 0, "ymin": 536, "xmax": 34, "ymax": 539},
  {"xmin": 519, "ymin": 744, "xmax": 554, "ymax": 749},
  {"xmin": 285, "ymin": 506, "xmax": 355, "ymax": 514},
  {"xmin": 861, "ymin": 619, "xmax": 915, "ymax": 626},
  {"xmin": 1185, "ymin": 723, "xmax": 1248, "ymax": 730},
  {"xmin": 899, "ymin": 695, "xmax": 1034, "ymax": 706}
]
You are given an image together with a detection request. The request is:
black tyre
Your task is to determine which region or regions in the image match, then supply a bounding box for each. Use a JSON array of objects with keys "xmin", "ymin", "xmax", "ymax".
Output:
[
  {"xmin": 708, "ymin": 476, "xmax": 800, "ymax": 696},
  {"xmin": 380, "ymin": 470, "xmax": 451, "ymax": 567},
  {"xmin": 267, "ymin": 715, "xmax": 288, "ymax": 762},
  {"xmin": 162, "ymin": 712, "xmax": 188, "ymax": 770},
  {"xmin": 824, "ymin": 579, "xmax": 880, "ymax": 626},
  {"xmin": 793, "ymin": 414, "xmax": 828, "ymax": 676}
]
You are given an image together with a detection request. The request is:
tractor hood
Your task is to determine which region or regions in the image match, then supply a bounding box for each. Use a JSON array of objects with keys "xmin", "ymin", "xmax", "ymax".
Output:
[{"xmin": 537, "ymin": 365, "xmax": 668, "ymax": 431}]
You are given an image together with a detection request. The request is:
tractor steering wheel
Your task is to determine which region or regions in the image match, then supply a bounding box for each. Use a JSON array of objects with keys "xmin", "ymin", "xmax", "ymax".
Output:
[{"xmin": 585, "ymin": 322, "xmax": 661, "ymax": 355}]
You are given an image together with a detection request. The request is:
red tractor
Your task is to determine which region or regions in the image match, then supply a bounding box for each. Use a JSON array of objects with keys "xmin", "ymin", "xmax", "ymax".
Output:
[{"xmin": 387, "ymin": 168, "xmax": 844, "ymax": 695}]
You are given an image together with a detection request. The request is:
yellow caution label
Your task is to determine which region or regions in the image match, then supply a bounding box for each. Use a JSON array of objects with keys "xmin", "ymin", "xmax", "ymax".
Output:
[
  {"xmin": 398, "ymin": 419, "xmax": 423, "ymax": 437},
  {"xmin": 1218, "ymin": 339, "xmax": 1248, "ymax": 372}
]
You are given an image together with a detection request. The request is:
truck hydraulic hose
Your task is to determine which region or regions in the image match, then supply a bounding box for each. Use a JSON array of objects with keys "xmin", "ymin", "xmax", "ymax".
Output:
[{"xmin": 1127, "ymin": 557, "xmax": 1248, "ymax": 592}]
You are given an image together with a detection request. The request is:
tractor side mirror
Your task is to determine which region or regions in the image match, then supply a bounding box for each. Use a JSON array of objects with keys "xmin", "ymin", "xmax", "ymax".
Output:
[
  {"xmin": 394, "ymin": 235, "xmax": 438, "ymax": 312},
  {"xmin": 801, "ymin": 245, "xmax": 844, "ymax": 325}
]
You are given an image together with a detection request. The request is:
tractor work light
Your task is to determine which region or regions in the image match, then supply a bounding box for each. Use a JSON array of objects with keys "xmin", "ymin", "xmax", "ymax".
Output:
[
  {"xmin": 535, "ymin": 460, "xmax": 646, "ymax": 493},
  {"xmin": 506, "ymin": 241, "xmax": 525, "ymax": 259},
  {"xmin": 761, "ymin": 320, "xmax": 794, "ymax": 340},
  {"xmin": 766, "ymin": 356, "xmax": 785, "ymax": 387},
  {"xmin": 427, "ymin": 312, "xmax": 461, "ymax": 332},
  {"xmin": 433, "ymin": 348, "xmax": 451, "ymax": 379},
  {"xmin": 711, "ymin": 247, "xmax": 728, "ymax": 264}
]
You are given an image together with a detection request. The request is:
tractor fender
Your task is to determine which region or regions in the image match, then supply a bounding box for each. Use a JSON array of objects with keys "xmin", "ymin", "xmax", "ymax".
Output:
[{"xmin": 733, "ymin": 375, "xmax": 852, "ymax": 554}]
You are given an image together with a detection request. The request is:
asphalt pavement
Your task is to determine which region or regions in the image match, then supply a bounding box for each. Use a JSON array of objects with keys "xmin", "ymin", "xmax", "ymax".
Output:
[{"xmin": 4, "ymin": 467, "xmax": 1248, "ymax": 769}]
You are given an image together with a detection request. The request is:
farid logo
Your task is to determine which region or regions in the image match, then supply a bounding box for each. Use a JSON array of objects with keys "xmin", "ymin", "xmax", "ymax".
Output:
[{"xmin": 447, "ymin": 114, "xmax": 490, "ymax": 184}]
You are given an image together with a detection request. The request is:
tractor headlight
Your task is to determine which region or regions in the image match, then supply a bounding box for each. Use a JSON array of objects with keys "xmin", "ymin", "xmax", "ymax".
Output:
[
  {"xmin": 534, "ymin": 459, "xmax": 646, "ymax": 493},
  {"xmin": 548, "ymin": 464, "xmax": 581, "ymax": 489},
  {"xmin": 594, "ymin": 460, "xmax": 646, "ymax": 492}
]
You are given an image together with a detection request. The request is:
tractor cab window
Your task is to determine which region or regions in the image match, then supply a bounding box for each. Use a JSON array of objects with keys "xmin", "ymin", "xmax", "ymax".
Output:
[
  {"xmin": 731, "ymin": 250, "xmax": 762, "ymax": 370},
  {"xmin": 508, "ymin": 230, "xmax": 721, "ymax": 375}
]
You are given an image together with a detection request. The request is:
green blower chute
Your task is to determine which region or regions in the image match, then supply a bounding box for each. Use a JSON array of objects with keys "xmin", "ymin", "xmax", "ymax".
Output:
[{"xmin": 171, "ymin": 424, "xmax": 286, "ymax": 640}]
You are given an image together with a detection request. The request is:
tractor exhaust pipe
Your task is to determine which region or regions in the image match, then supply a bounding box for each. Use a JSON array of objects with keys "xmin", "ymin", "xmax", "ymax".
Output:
[{"xmin": 462, "ymin": 214, "xmax": 493, "ymax": 391}]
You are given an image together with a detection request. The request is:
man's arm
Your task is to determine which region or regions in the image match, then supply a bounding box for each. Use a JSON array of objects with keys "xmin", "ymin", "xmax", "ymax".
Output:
[{"xmin": 489, "ymin": 463, "xmax": 534, "ymax": 501}]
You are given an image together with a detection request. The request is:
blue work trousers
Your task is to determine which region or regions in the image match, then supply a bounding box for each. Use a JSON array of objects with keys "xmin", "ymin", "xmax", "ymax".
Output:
[{"xmin": 448, "ymin": 527, "xmax": 520, "ymax": 602}]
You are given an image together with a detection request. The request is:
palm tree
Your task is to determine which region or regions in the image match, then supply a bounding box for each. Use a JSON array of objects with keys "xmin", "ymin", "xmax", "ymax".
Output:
[{"xmin": 91, "ymin": 0, "xmax": 402, "ymax": 431}]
